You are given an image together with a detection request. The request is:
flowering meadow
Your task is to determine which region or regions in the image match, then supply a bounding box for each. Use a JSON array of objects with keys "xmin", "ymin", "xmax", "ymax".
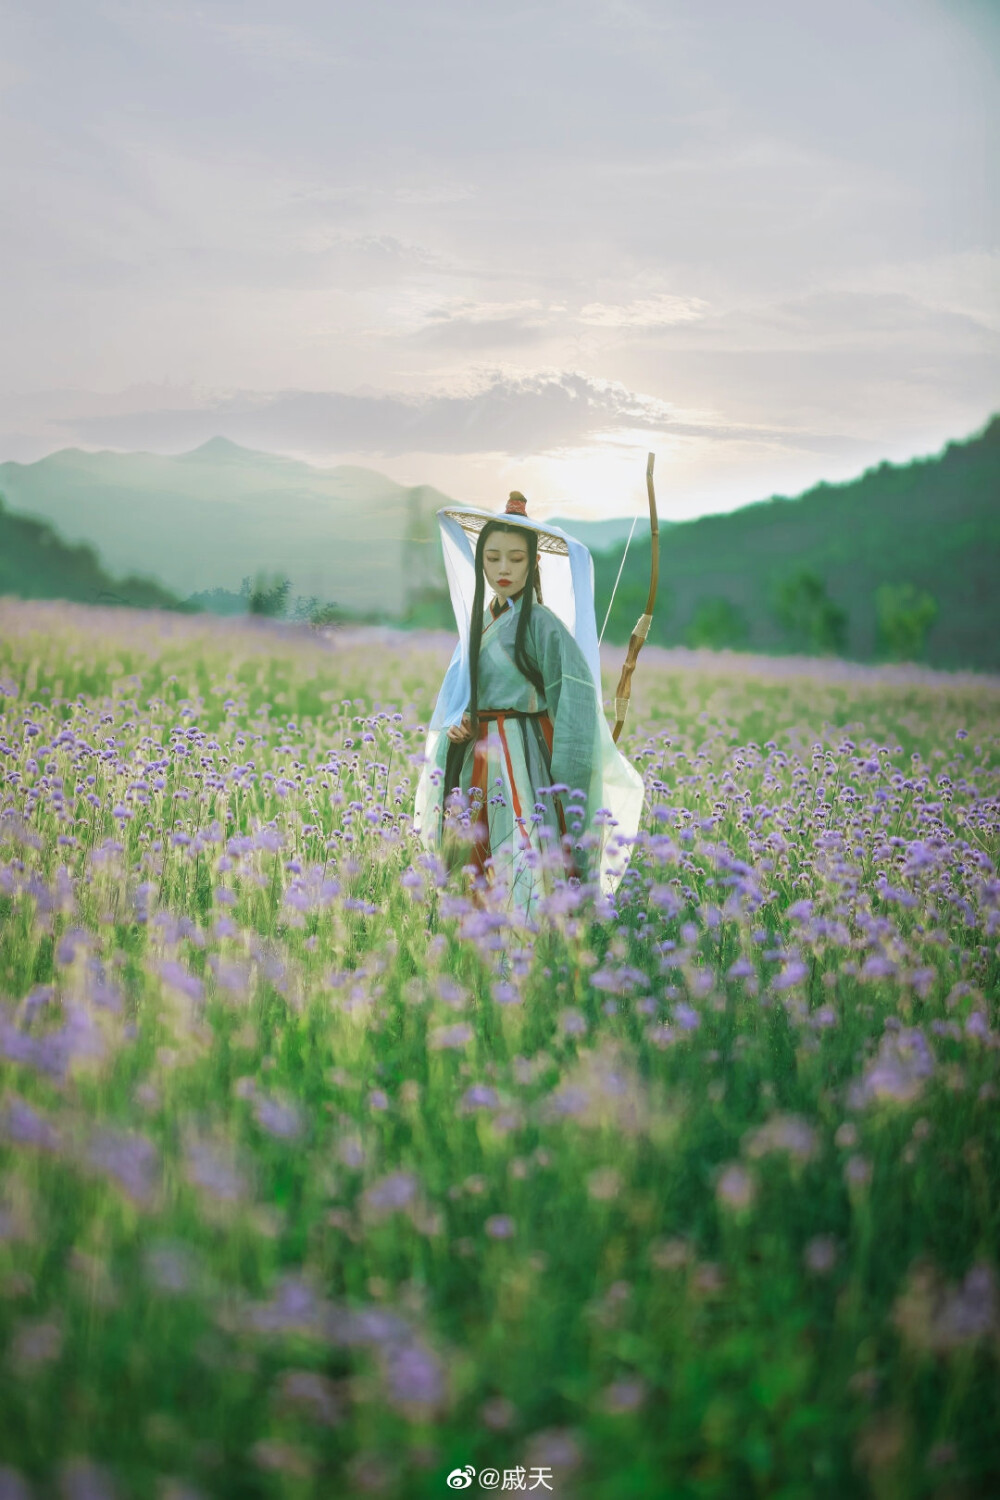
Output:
[{"xmin": 0, "ymin": 596, "xmax": 998, "ymax": 1500}]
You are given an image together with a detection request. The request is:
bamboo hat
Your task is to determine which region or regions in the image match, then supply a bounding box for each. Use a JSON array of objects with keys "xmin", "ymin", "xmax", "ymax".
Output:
[{"xmin": 438, "ymin": 492, "xmax": 571, "ymax": 556}]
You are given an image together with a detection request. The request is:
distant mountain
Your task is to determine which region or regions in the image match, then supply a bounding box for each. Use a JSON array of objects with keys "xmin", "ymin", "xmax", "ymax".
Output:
[
  {"xmin": 3, "ymin": 422, "xmax": 997, "ymax": 668},
  {"xmin": 0, "ymin": 439, "xmax": 453, "ymax": 620},
  {"xmin": 0, "ymin": 498, "xmax": 182, "ymax": 612},
  {"xmin": 0, "ymin": 440, "xmax": 674, "ymax": 621},
  {"xmin": 594, "ymin": 415, "xmax": 1000, "ymax": 671}
]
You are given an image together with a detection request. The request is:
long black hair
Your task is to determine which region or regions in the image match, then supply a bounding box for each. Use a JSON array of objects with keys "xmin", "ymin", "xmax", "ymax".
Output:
[{"xmin": 467, "ymin": 521, "xmax": 545, "ymax": 737}]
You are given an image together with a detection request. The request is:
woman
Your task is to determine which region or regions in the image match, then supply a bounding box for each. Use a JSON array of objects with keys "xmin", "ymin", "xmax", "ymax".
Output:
[{"xmin": 413, "ymin": 492, "xmax": 644, "ymax": 920}]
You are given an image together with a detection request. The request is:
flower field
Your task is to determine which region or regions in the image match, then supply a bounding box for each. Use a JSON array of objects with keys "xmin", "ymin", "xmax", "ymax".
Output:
[{"xmin": 0, "ymin": 597, "xmax": 998, "ymax": 1500}]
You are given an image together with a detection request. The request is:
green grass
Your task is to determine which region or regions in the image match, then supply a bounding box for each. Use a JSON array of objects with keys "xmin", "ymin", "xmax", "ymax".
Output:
[{"xmin": 0, "ymin": 597, "xmax": 998, "ymax": 1500}]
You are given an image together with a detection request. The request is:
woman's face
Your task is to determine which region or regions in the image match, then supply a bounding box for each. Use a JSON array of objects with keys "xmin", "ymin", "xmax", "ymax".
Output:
[{"xmin": 483, "ymin": 530, "xmax": 531, "ymax": 602}]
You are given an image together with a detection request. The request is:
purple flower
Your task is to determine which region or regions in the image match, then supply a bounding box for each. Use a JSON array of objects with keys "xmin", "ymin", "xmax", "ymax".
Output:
[
  {"xmin": 460, "ymin": 1084, "xmax": 499, "ymax": 1113},
  {"xmin": 601, "ymin": 1377, "xmax": 646, "ymax": 1414},
  {"xmin": 804, "ymin": 1235, "xmax": 839, "ymax": 1274},
  {"xmin": 480, "ymin": 1396, "xmax": 517, "ymax": 1431},
  {"xmin": 851, "ymin": 1027, "xmax": 934, "ymax": 1108},
  {"xmin": 144, "ymin": 1241, "xmax": 199, "ymax": 1295},
  {"xmin": 485, "ymin": 1214, "xmax": 516, "ymax": 1240},
  {"xmin": 56, "ymin": 928, "xmax": 91, "ymax": 965},
  {"xmin": 744, "ymin": 1113, "xmax": 819, "ymax": 1165},
  {"xmin": 0, "ymin": 1004, "xmax": 106, "ymax": 1082},
  {"xmin": 273, "ymin": 1369, "xmax": 344, "ymax": 1427},
  {"xmin": 965, "ymin": 1011, "xmax": 990, "ymax": 1041},
  {"xmin": 383, "ymin": 1339, "xmax": 446, "ymax": 1415},
  {"xmin": 0, "ymin": 1466, "xmax": 32, "ymax": 1500},
  {"xmin": 337, "ymin": 1137, "xmax": 366, "ymax": 1170},
  {"xmin": 11, "ymin": 1317, "xmax": 63, "ymax": 1371},
  {"xmin": 58, "ymin": 1459, "xmax": 117, "ymax": 1500},
  {"xmin": 894, "ymin": 1262, "xmax": 997, "ymax": 1354},
  {"xmin": 156, "ymin": 961, "xmax": 204, "ymax": 1003},
  {"xmin": 645, "ymin": 1024, "xmax": 676, "ymax": 1048},
  {"xmin": 428, "ymin": 1022, "xmax": 474, "ymax": 1050},
  {"xmin": 933, "ymin": 1265, "xmax": 996, "ymax": 1347},
  {"xmin": 844, "ymin": 1155, "xmax": 873, "ymax": 1188},
  {"xmin": 491, "ymin": 981, "xmax": 521, "ymax": 1006},
  {"xmin": 362, "ymin": 1171, "xmax": 420, "ymax": 1220},
  {"xmin": 87, "ymin": 1128, "xmax": 159, "ymax": 1207},
  {"xmin": 726, "ymin": 958, "xmax": 755, "ymax": 981},
  {"xmin": 773, "ymin": 960, "xmax": 809, "ymax": 992},
  {"xmin": 716, "ymin": 1163, "xmax": 756, "ymax": 1211},
  {"xmin": 591, "ymin": 965, "xmax": 648, "ymax": 995},
  {"xmin": 245, "ymin": 1274, "xmax": 327, "ymax": 1338},
  {"xmin": 253, "ymin": 1095, "xmax": 305, "ymax": 1141},
  {"xmin": 182, "ymin": 1138, "xmax": 248, "ymax": 1205},
  {"xmin": 432, "ymin": 976, "xmax": 468, "ymax": 1008},
  {"xmin": 0, "ymin": 1095, "xmax": 61, "ymax": 1152},
  {"xmin": 587, "ymin": 1167, "xmax": 622, "ymax": 1201},
  {"xmin": 860, "ymin": 954, "xmax": 897, "ymax": 981},
  {"xmin": 207, "ymin": 956, "xmax": 252, "ymax": 995}
]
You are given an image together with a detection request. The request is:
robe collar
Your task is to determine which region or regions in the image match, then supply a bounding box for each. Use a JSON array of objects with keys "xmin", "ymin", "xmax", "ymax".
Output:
[{"xmin": 489, "ymin": 587, "xmax": 526, "ymax": 620}]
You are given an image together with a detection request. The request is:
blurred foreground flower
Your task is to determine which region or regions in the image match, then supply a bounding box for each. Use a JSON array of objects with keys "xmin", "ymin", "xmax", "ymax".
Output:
[
  {"xmin": 600, "ymin": 1376, "xmax": 646, "ymax": 1414},
  {"xmin": 86, "ymin": 1127, "xmax": 159, "ymax": 1208},
  {"xmin": 58, "ymin": 1459, "xmax": 117, "ymax": 1500},
  {"xmin": 743, "ymin": 1113, "xmax": 819, "ymax": 1165},
  {"xmin": 850, "ymin": 1027, "xmax": 935, "ymax": 1108},
  {"xmin": 380, "ymin": 1336, "xmax": 448, "ymax": 1420},
  {"xmin": 182, "ymin": 1133, "xmax": 251, "ymax": 1218},
  {"xmin": 251, "ymin": 1441, "xmax": 314, "ymax": 1480},
  {"xmin": 272, "ymin": 1369, "xmax": 346, "ymax": 1427},
  {"xmin": 804, "ymin": 1235, "xmax": 839, "ymax": 1275},
  {"xmin": 587, "ymin": 1167, "xmax": 622, "ymax": 1202},
  {"xmin": 715, "ymin": 1162, "xmax": 756, "ymax": 1212},
  {"xmin": 893, "ymin": 1262, "xmax": 998, "ymax": 1355},
  {"xmin": 10, "ymin": 1316, "xmax": 62, "ymax": 1372},
  {"xmin": 541, "ymin": 1040, "xmax": 670, "ymax": 1139},
  {"xmin": 0, "ymin": 1467, "xmax": 32, "ymax": 1500}
]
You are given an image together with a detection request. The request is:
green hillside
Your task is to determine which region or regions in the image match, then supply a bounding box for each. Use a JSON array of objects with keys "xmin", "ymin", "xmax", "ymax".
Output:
[
  {"xmin": 1, "ymin": 418, "xmax": 997, "ymax": 666},
  {"xmin": 0, "ymin": 498, "xmax": 183, "ymax": 612},
  {"xmin": 546, "ymin": 514, "xmax": 675, "ymax": 553},
  {"xmin": 0, "ymin": 439, "xmax": 453, "ymax": 620},
  {"xmin": 595, "ymin": 415, "xmax": 1000, "ymax": 671}
]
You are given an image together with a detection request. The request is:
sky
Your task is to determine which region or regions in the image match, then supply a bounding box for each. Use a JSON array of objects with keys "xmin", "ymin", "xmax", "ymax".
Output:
[{"xmin": 1, "ymin": 0, "xmax": 997, "ymax": 521}]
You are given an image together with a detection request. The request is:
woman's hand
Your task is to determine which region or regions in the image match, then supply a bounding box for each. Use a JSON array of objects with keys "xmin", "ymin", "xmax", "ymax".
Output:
[{"xmin": 446, "ymin": 714, "xmax": 473, "ymax": 744}]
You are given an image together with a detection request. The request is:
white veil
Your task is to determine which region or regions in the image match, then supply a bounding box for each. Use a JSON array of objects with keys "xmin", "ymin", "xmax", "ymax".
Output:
[{"xmin": 413, "ymin": 507, "xmax": 645, "ymax": 894}]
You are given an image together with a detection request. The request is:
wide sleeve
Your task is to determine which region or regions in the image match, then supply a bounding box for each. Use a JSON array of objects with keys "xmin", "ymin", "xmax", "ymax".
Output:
[{"xmin": 532, "ymin": 609, "xmax": 604, "ymax": 804}]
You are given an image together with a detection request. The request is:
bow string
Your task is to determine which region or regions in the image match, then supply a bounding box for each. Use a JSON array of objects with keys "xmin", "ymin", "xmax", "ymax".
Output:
[{"xmin": 610, "ymin": 452, "xmax": 659, "ymax": 744}]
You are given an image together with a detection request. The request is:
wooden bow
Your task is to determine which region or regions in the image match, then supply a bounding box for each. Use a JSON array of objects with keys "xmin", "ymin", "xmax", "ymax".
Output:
[{"xmin": 611, "ymin": 452, "xmax": 659, "ymax": 744}]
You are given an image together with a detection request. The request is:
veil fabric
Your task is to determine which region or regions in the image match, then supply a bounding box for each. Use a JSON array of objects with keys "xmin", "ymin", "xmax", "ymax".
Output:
[
  {"xmin": 414, "ymin": 507, "xmax": 645, "ymax": 894},
  {"xmin": 428, "ymin": 511, "xmax": 602, "ymax": 729}
]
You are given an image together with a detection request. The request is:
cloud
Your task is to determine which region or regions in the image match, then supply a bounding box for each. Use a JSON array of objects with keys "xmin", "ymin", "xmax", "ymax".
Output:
[
  {"xmin": 408, "ymin": 317, "xmax": 555, "ymax": 351},
  {"xmin": 2, "ymin": 2, "xmax": 994, "ymax": 493},
  {"xmin": 34, "ymin": 373, "xmax": 872, "ymax": 475},
  {"xmin": 578, "ymin": 294, "xmax": 710, "ymax": 329},
  {"xmin": 403, "ymin": 300, "xmax": 561, "ymax": 351},
  {"xmin": 615, "ymin": 288, "xmax": 1000, "ymax": 362},
  {"xmin": 399, "ymin": 294, "xmax": 711, "ymax": 350},
  {"xmin": 62, "ymin": 372, "xmax": 678, "ymax": 457}
]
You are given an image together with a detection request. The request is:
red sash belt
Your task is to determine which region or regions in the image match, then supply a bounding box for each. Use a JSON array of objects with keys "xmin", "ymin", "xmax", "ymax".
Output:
[{"xmin": 467, "ymin": 710, "xmax": 561, "ymax": 874}]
